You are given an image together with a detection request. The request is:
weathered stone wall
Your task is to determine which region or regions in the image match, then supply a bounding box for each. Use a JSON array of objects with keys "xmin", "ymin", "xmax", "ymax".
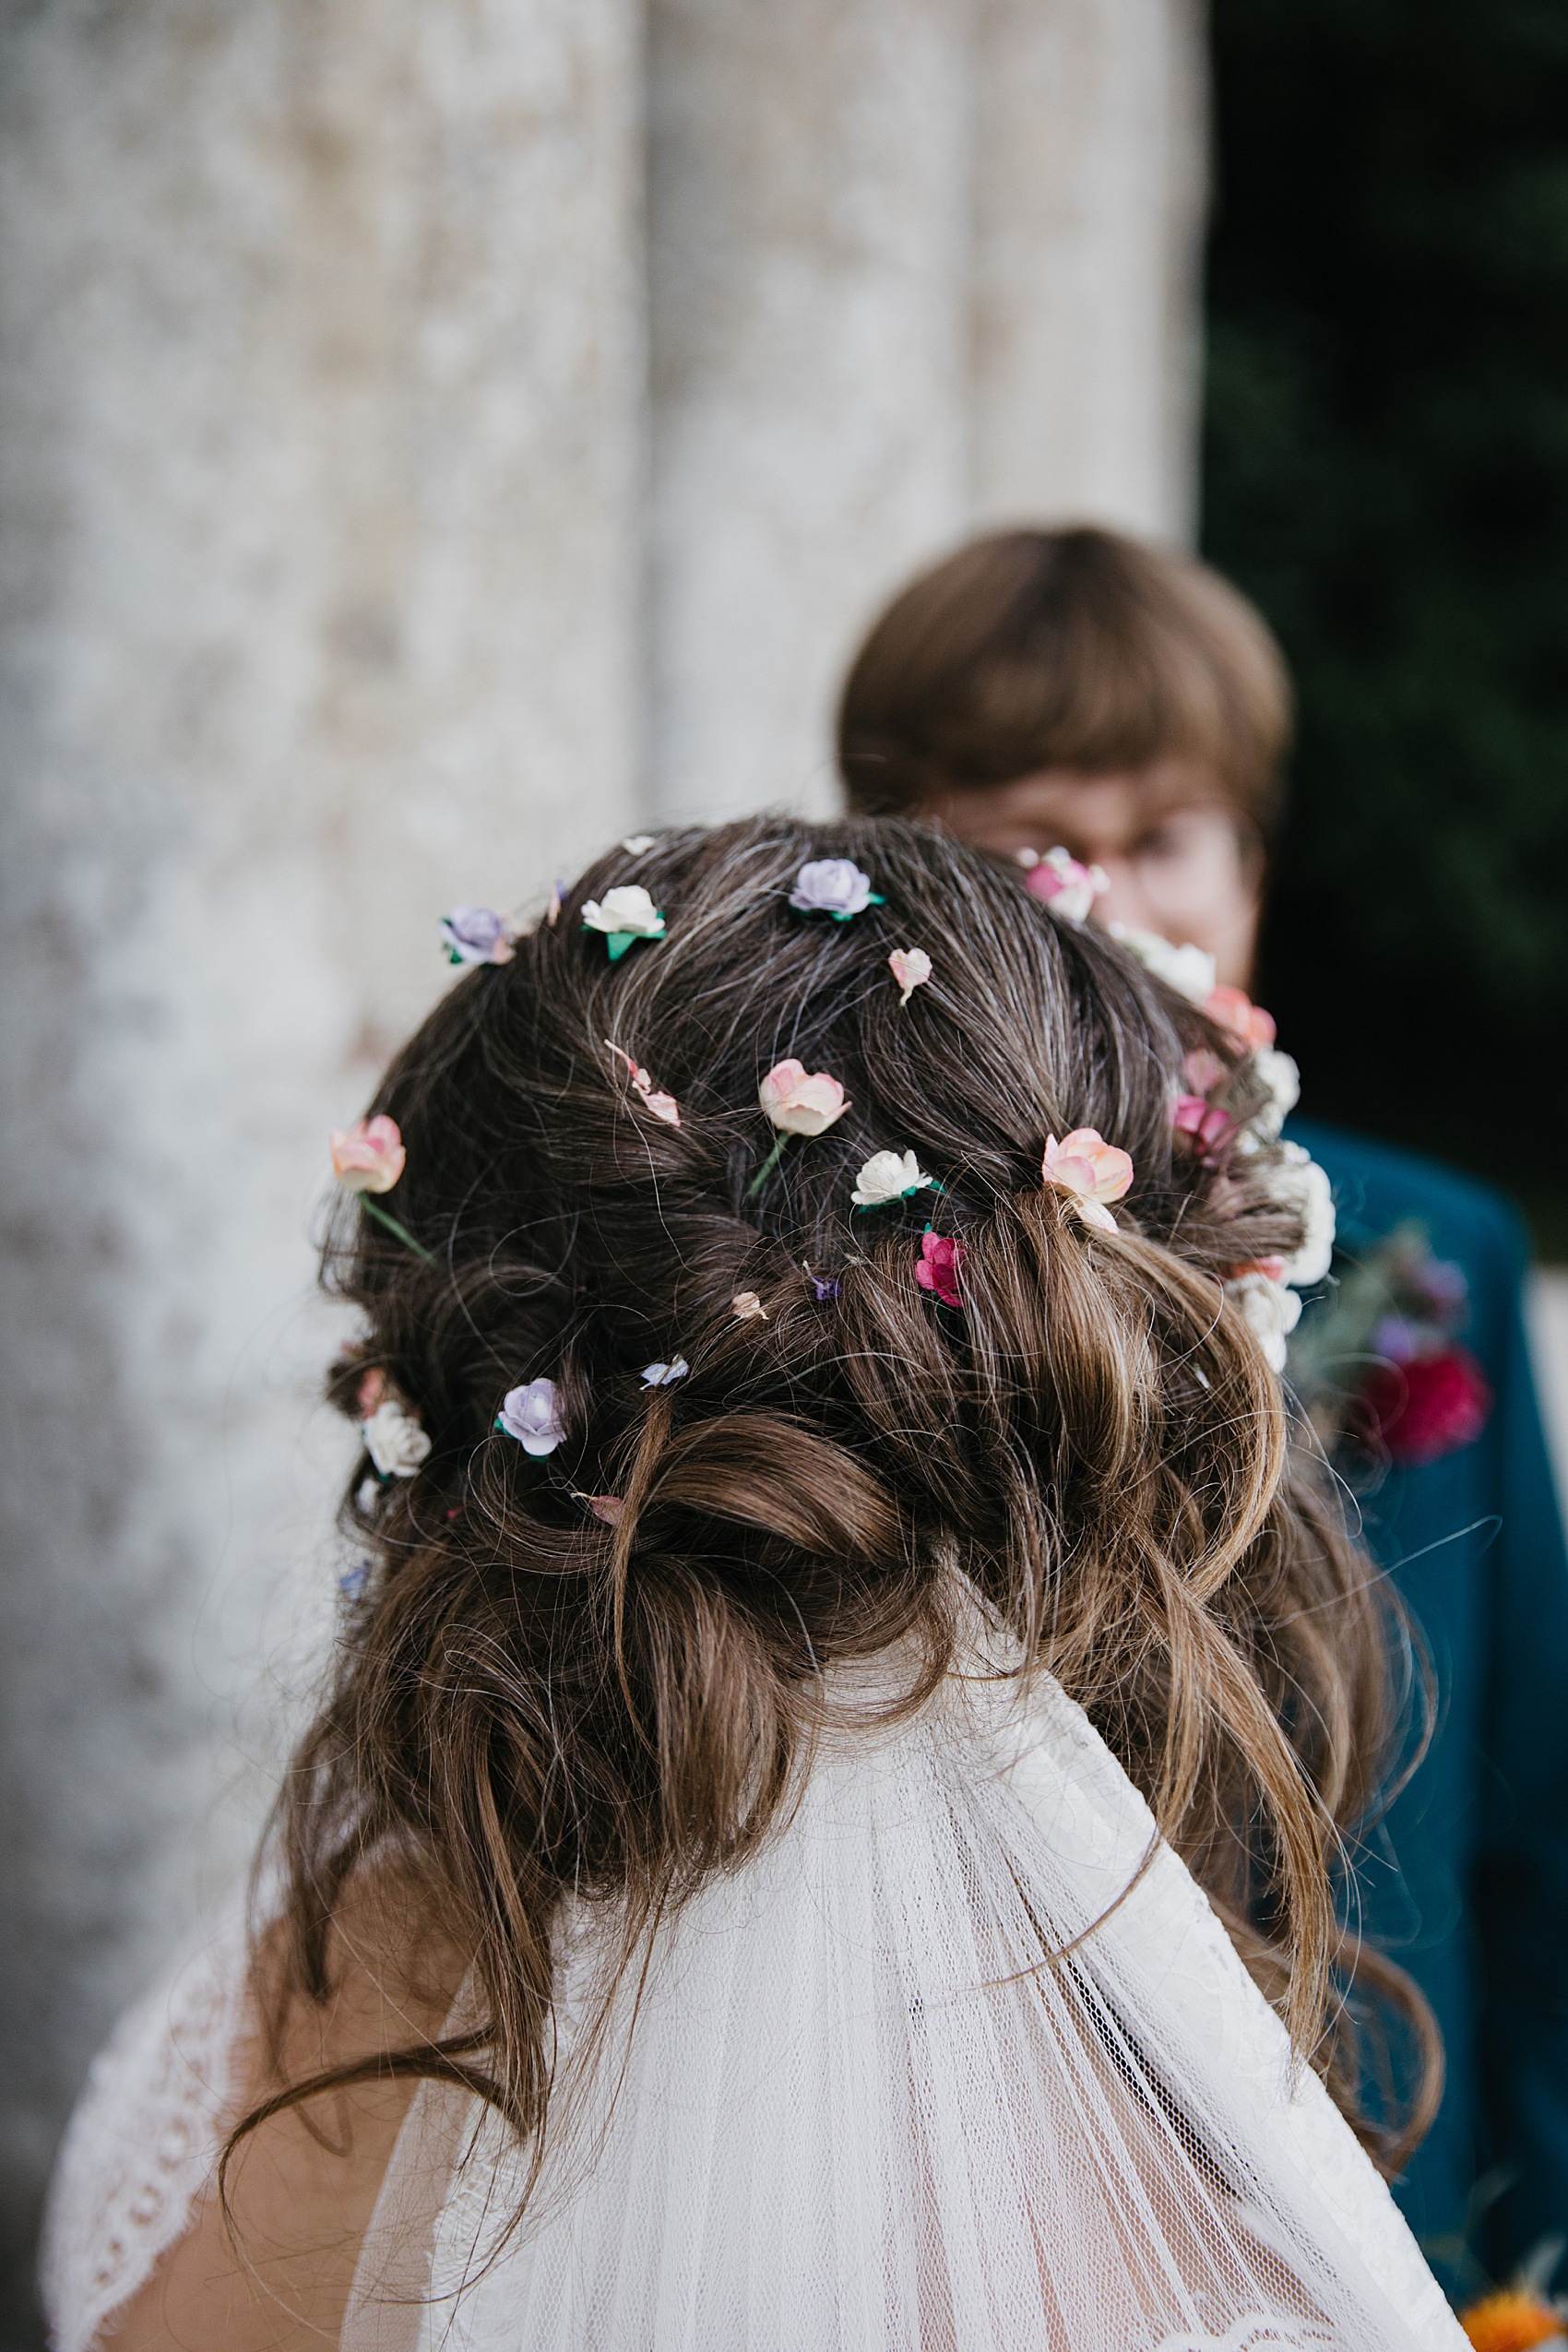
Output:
[{"xmin": 0, "ymin": 0, "xmax": 1204, "ymax": 2334}]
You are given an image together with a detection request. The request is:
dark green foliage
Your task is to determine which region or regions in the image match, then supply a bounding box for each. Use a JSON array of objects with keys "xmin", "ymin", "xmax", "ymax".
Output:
[{"xmin": 1204, "ymin": 0, "xmax": 1568, "ymax": 1253}]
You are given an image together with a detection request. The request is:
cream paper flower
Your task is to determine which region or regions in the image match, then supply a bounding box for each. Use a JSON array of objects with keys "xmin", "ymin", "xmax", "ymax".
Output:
[
  {"xmin": 851, "ymin": 1148, "xmax": 933, "ymax": 1208},
  {"xmin": 1110, "ymin": 923, "xmax": 1218, "ymax": 1005},
  {"xmin": 641, "ymin": 1357, "xmax": 690, "ymax": 1387},
  {"xmin": 1248, "ymin": 1047, "xmax": 1301, "ymax": 1142},
  {"xmin": 1267, "ymin": 1142, "xmax": 1336, "ymax": 1289},
  {"xmin": 581, "ymin": 885, "xmax": 667, "ymax": 961},
  {"xmin": 1041, "ymin": 1129, "xmax": 1134, "ymax": 1233},
  {"xmin": 757, "ymin": 1061, "xmax": 849, "ymax": 1136},
  {"xmin": 1225, "ymin": 1270, "xmax": 1303, "ymax": 1373},
  {"xmin": 362, "ymin": 1396, "xmax": 432, "ymax": 1479}
]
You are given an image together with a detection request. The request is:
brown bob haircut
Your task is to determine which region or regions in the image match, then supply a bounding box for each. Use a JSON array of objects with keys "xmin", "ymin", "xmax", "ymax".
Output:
[{"xmin": 837, "ymin": 526, "xmax": 1293, "ymax": 835}]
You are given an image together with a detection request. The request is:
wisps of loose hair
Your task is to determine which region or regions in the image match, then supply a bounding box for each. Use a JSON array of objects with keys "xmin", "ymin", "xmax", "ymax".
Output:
[{"xmin": 237, "ymin": 815, "xmax": 1435, "ymax": 2206}]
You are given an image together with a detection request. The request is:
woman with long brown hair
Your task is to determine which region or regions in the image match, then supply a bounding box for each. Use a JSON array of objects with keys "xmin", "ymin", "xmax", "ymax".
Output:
[{"xmin": 44, "ymin": 819, "xmax": 1460, "ymax": 2350}]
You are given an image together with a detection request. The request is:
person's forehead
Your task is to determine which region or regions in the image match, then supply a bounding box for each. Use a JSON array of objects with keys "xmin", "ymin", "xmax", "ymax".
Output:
[{"xmin": 1000, "ymin": 760, "xmax": 1234, "ymax": 830}]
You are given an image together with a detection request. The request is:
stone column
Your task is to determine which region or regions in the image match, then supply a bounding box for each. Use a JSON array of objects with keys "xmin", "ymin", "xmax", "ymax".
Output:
[
  {"xmin": 969, "ymin": 0, "xmax": 1209, "ymax": 543},
  {"xmin": 645, "ymin": 0, "xmax": 971, "ymax": 823},
  {"xmin": 0, "ymin": 0, "xmax": 642, "ymax": 2310}
]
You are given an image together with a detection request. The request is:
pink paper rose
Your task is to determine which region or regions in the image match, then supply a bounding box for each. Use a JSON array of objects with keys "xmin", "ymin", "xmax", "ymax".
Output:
[
  {"xmin": 1041, "ymin": 1128, "xmax": 1134, "ymax": 1232},
  {"xmin": 1023, "ymin": 846, "xmax": 1110, "ymax": 926},
  {"xmin": 1205, "ymin": 986, "xmax": 1277, "ymax": 1051},
  {"xmin": 329, "ymin": 1115, "xmax": 406, "ymax": 1195},
  {"xmin": 757, "ymin": 1060, "xmax": 849, "ymax": 1135},
  {"xmin": 1171, "ymin": 1093, "xmax": 1236, "ymax": 1165},
  {"xmin": 915, "ymin": 1229, "xmax": 966, "ymax": 1309}
]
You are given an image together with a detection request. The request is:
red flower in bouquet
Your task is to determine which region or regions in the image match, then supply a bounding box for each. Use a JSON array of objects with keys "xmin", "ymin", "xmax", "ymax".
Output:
[{"xmin": 1359, "ymin": 1345, "xmax": 1492, "ymax": 1467}]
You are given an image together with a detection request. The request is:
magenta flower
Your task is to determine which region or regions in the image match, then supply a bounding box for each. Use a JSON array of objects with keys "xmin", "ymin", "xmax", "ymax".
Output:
[
  {"xmin": 1171, "ymin": 1093, "xmax": 1236, "ymax": 1165},
  {"xmin": 915, "ymin": 1229, "xmax": 965, "ymax": 1309},
  {"xmin": 1023, "ymin": 847, "xmax": 1109, "ymax": 925}
]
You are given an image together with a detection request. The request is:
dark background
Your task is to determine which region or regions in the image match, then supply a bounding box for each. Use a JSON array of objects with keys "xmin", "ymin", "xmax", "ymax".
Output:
[{"xmin": 1203, "ymin": 0, "xmax": 1568, "ymax": 1256}]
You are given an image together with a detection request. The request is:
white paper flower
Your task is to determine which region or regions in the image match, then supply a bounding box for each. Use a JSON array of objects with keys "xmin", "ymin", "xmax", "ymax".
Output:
[
  {"xmin": 1248, "ymin": 1047, "xmax": 1301, "ymax": 1142},
  {"xmin": 1225, "ymin": 1271, "xmax": 1302, "ymax": 1373},
  {"xmin": 362, "ymin": 1396, "xmax": 432, "ymax": 1479},
  {"xmin": 1267, "ymin": 1142, "xmax": 1336, "ymax": 1288},
  {"xmin": 851, "ymin": 1148, "xmax": 933, "ymax": 1208},
  {"xmin": 1110, "ymin": 923, "xmax": 1218, "ymax": 1005},
  {"xmin": 496, "ymin": 1376, "xmax": 568, "ymax": 1456},
  {"xmin": 621, "ymin": 835, "xmax": 656, "ymax": 854},
  {"xmin": 641, "ymin": 1356, "xmax": 689, "ymax": 1387},
  {"xmin": 581, "ymin": 885, "xmax": 666, "ymax": 956}
]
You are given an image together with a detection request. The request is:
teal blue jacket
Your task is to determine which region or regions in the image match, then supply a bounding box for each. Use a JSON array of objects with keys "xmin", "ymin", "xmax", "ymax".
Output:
[{"xmin": 1289, "ymin": 1121, "xmax": 1568, "ymax": 2292}]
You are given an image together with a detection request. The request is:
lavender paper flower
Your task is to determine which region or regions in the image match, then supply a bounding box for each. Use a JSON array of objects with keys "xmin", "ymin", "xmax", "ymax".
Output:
[
  {"xmin": 440, "ymin": 905, "xmax": 516, "ymax": 967},
  {"xmin": 496, "ymin": 1376, "xmax": 567, "ymax": 1456},
  {"xmin": 788, "ymin": 859, "xmax": 884, "ymax": 921}
]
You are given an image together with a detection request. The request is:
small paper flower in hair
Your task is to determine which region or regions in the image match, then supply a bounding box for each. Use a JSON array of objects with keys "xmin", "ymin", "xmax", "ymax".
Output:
[
  {"xmin": 731, "ymin": 1290, "xmax": 768, "ymax": 1320},
  {"xmin": 915, "ymin": 1228, "xmax": 965, "ymax": 1309},
  {"xmin": 642, "ymin": 1356, "xmax": 689, "ymax": 1387},
  {"xmin": 586, "ymin": 1494, "xmax": 624, "ymax": 1525},
  {"xmin": 439, "ymin": 905, "xmax": 516, "ymax": 967},
  {"xmin": 1224, "ymin": 1266, "xmax": 1302, "ymax": 1373},
  {"xmin": 496, "ymin": 1376, "xmax": 567, "ymax": 1456},
  {"xmin": 852, "ymin": 1148, "xmax": 933, "ymax": 1210},
  {"xmin": 789, "ymin": 858, "xmax": 885, "ymax": 921},
  {"xmin": 887, "ymin": 946, "xmax": 932, "ymax": 1007},
  {"xmin": 605, "ymin": 1041, "xmax": 680, "ymax": 1126},
  {"xmin": 621, "ymin": 835, "xmax": 656, "ymax": 855},
  {"xmin": 545, "ymin": 881, "xmax": 564, "ymax": 928},
  {"xmin": 750, "ymin": 1060, "xmax": 849, "ymax": 1194},
  {"xmin": 1110, "ymin": 923, "xmax": 1217, "ymax": 1005},
  {"xmin": 806, "ymin": 1271, "xmax": 841, "ymax": 1302},
  {"xmin": 582, "ymin": 884, "xmax": 666, "ymax": 961},
  {"xmin": 1041, "ymin": 1129, "xmax": 1134, "ymax": 1232},
  {"xmin": 1182, "ymin": 1047, "xmax": 1227, "ymax": 1098},
  {"xmin": 331, "ymin": 1116, "xmax": 406, "ymax": 1194},
  {"xmin": 1023, "ymin": 846, "xmax": 1110, "ymax": 926},
  {"xmin": 1171, "ymin": 1094, "xmax": 1236, "ymax": 1167},
  {"xmin": 1206, "ymin": 985, "xmax": 1277, "ymax": 1051},
  {"xmin": 329, "ymin": 1116, "xmax": 435, "ymax": 1263},
  {"xmin": 362, "ymin": 1396, "xmax": 432, "ymax": 1479}
]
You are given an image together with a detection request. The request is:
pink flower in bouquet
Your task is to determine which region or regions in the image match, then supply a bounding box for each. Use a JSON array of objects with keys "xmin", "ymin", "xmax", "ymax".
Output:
[
  {"xmin": 1205, "ymin": 985, "xmax": 1277, "ymax": 1051},
  {"xmin": 915, "ymin": 1229, "xmax": 966, "ymax": 1308},
  {"xmin": 758, "ymin": 1060, "xmax": 849, "ymax": 1135},
  {"xmin": 1171, "ymin": 1093, "xmax": 1236, "ymax": 1165},
  {"xmin": 1024, "ymin": 846, "xmax": 1110, "ymax": 926},
  {"xmin": 1358, "ymin": 1346, "xmax": 1492, "ymax": 1467},
  {"xmin": 1041, "ymin": 1129, "xmax": 1134, "ymax": 1231},
  {"xmin": 330, "ymin": 1115, "xmax": 406, "ymax": 1194}
]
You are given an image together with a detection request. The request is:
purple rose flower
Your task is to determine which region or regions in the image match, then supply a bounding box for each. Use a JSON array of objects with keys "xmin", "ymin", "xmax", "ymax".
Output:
[
  {"xmin": 440, "ymin": 905, "xmax": 516, "ymax": 967},
  {"xmin": 496, "ymin": 1375, "xmax": 567, "ymax": 1455},
  {"xmin": 788, "ymin": 859, "xmax": 882, "ymax": 921}
]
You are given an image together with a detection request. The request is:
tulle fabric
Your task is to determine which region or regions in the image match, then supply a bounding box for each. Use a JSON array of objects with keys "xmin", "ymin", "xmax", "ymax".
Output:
[{"xmin": 342, "ymin": 1650, "xmax": 1464, "ymax": 2352}]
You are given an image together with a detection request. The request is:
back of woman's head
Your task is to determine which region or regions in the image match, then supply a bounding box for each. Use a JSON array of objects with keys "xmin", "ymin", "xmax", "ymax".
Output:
[{"xmin": 279, "ymin": 815, "xmax": 1419, "ymax": 2168}]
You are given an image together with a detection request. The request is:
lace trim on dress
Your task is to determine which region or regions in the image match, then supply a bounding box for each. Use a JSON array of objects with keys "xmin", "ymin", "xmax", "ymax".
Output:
[{"xmin": 40, "ymin": 1897, "xmax": 249, "ymax": 2352}]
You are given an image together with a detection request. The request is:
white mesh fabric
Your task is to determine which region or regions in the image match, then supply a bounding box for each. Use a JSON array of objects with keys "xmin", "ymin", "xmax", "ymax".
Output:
[{"xmin": 345, "ymin": 1656, "xmax": 1466, "ymax": 2352}]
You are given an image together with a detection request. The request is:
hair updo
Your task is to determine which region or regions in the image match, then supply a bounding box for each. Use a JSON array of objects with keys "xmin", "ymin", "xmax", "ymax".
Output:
[{"xmin": 267, "ymin": 816, "xmax": 1431, "ymax": 2177}]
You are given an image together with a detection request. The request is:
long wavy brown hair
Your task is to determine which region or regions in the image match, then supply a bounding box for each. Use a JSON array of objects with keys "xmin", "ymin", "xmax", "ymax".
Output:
[{"xmin": 245, "ymin": 816, "xmax": 1436, "ymax": 2186}]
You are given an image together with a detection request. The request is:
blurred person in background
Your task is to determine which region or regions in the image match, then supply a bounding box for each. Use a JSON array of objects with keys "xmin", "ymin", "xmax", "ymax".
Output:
[{"xmin": 837, "ymin": 525, "xmax": 1568, "ymax": 2297}]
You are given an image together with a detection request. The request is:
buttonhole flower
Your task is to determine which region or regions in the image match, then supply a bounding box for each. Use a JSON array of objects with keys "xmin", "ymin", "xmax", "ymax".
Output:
[
  {"xmin": 439, "ymin": 905, "xmax": 516, "ymax": 967},
  {"xmin": 1110, "ymin": 923, "xmax": 1218, "ymax": 1004},
  {"xmin": 1171, "ymin": 1094, "xmax": 1237, "ymax": 1166},
  {"xmin": 888, "ymin": 946, "xmax": 932, "ymax": 1007},
  {"xmin": 1224, "ymin": 1267, "xmax": 1302, "ymax": 1373},
  {"xmin": 1023, "ymin": 846, "xmax": 1110, "ymax": 926},
  {"xmin": 362, "ymin": 1396, "xmax": 432, "ymax": 1479},
  {"xmin": 642, "ymin": 1356, "xmax": 689, "ymax": 1387},
  {"xmin": 788, "ymin": 858, "xmax": 885, "ymax": 921},
  {"xmin": 581, "ymin": 884, "xmax": 667, "ymax": 961},
  {"xmin": 620, "ymin": 835, "xmax": 656, "ymax": 855},
  {"xmin": 731, "ymin": 1290, "xmax": 768, "ymax": 1320},
  {"xmin": 915, "ymin": 1228, "xmax": 965, "ymax": 1309},
  {"xmin": 605, "ymin": 1040, "xmax": 680, "ymax": 1125},
  {"xmin": 749, "ymin": 1059, "xmax": 849, "ymax": 1194},
  {"xmin": 1041, "ymin": 1129, "xmax": 1134, "ymax": 1232},
  {"xmin": 1205, "ymin": 985, "xmax": 1277, "ymax": 1051},
  {"xmin": 329, "ymin": 1116, "xmax": 434, "ymax": 1263},
  {"xmin": 497, "ymin": 1376, "xmax": 567, "ymax": 1456},
  {"xmin": 851, "ymin": 1147, "xmax": 934, "ymax": 1209}
]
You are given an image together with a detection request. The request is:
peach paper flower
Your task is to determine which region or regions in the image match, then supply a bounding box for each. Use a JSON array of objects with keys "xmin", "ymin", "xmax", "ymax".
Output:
[
  {"xmin": 887, "ymin": 946, "xmax": 932, "ymax": 1008},
  {"xmin": 757, "ymin": 1060, "xmax": 849, "ymax": 1135},
  {"xmin": 330, "ymin": 1116, "xmax": 406, "ymax": 1195},
  {"xmin": 1205, "ymin": 985, "xmax": 1277, "ymax": 1051},
  {"xmin": 606, "ymin": 1040, "xmax": 680, "ymax": 1125},
  {"xmin": 1041, "ymin": 1128, "xmax": 1134, "ymax": 1232}
]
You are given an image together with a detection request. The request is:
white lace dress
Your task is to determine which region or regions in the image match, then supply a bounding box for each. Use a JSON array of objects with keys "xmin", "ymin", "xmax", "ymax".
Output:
[{"xmin": 42, "ymin": 1657, "xmax": 1467, "ymax": 2352}]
